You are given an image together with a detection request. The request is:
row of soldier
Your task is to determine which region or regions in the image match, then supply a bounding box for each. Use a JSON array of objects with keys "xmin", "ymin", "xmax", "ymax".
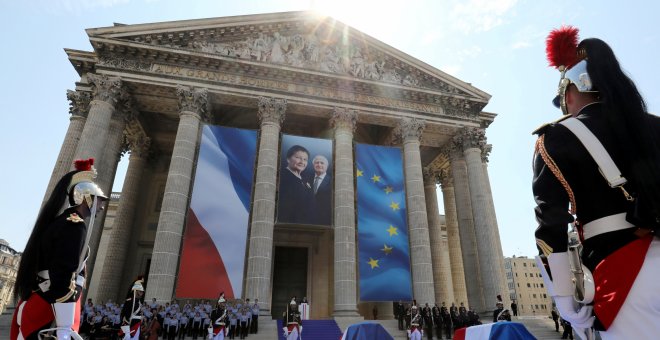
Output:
[
  {"xmin": 78, "ymin": 290, "xmax": 260, "ymax": 340},
  {"xmin": 395, "ymin": 301, "xmax": 481, "ymax": 340}
]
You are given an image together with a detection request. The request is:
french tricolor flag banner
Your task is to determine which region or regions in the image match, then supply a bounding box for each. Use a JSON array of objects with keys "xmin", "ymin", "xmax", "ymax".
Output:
[
  {"xmin": 454, "ymin": 322, "xmax": 536, "ymax": 340},
  {"xmin": 175, "ymin": 125, "xmax": 258, "ymax": 299}
]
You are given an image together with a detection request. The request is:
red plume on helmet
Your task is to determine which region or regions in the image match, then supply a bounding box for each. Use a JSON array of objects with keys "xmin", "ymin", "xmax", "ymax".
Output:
[
  {"xmin": 74, "ymin": 158, "xmax": 95, "ymax": 171},
  {"xmin": 546, "ymin": 25, "xmax": 580, "ymax": 70}
]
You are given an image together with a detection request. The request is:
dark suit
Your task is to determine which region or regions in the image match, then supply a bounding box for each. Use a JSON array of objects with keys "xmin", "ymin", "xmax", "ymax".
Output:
[
  {"xmin": 311, "ymin": 173, "xmax": 332, "ymax": 225},
  {"xmin": 278, "ymin": 167, "xmax": 314, "ymax": 224}
]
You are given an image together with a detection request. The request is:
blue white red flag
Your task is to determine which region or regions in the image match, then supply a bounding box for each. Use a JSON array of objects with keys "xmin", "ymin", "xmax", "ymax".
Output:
[{"xmin": 176, "ymin": 125, "xmax": 257, "ymax": 299}]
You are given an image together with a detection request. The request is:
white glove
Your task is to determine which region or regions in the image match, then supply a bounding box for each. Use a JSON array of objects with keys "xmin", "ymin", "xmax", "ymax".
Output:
[
  {"xmin": 554, "ymin": 295, "xmax": 594, "ymax": 329},
  {"xmin": 53, "ymin": 303, "xmax": 76, "ymax": 340},
  {"xmin": 282, "ymin": 326, "xmax": 289, "ymax": 337}
]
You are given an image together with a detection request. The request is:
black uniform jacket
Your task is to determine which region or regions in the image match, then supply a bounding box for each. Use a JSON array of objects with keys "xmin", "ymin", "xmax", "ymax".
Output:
[
  {"xmin": 37, "ymin": 206, "xmax": 87, "ymax": 303},
  {"xmin": 532, "ymin": 103, "xmax": 660, "ymax": 270}
]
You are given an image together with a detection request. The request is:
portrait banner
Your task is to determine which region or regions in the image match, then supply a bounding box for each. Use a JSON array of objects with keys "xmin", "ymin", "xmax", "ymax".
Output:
[
  {"xmin": 176, "ymin": 125, "xmax": 257, "ymax": 299},
  {"xmin": 355, "ymin": 143, "xmax": 413, "ymax": 301},
  {"xmin": 277, "ymin": 134, "xmax": 333, "ymax": 226}
]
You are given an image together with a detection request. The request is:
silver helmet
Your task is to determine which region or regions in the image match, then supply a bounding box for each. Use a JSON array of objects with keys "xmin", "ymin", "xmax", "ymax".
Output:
[{"xmin": 68, "ymin": 158, "xmax": 107, "ymax": 208}]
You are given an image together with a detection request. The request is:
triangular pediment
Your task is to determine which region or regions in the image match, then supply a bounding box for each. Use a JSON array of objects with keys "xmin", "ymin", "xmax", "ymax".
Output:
[{"xmin": 87, "ymin": 11, "xmax": 490, "ymax": 104}]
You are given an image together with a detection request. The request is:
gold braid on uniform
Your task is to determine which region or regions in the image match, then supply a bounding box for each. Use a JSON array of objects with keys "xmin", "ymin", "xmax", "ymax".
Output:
[{"xmin": 535, "ymin": 135, "xmax": 576, "ymax": 215}]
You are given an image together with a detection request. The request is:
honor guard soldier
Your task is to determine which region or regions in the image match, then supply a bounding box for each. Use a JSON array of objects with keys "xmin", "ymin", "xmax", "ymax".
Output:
[
  {"xmin": 209, "ymin": 294, "xmax": 228, "ymax": 340},
  {"xmin": 407, "ymin": 305, "xmax": 423, "ymax": 340},
  {"xmin": 11, "ymin": 158, "xmax": 108, "ymax": 340},
  {"xmin": 282, "ymin": 297, "xmax": 302, "ymax": 340},
  {"xmin": 120, "ymin": 278, "xmax": 145, "ymax": 340},
  {"xmin": 534, "ymin": 26, "xmax": 660, "ymax": 340}
]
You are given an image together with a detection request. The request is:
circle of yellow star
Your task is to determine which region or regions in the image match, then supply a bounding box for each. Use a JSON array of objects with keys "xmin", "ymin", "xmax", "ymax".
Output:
[
  {"xmin": 384, "ymin": 186, "xmax": 393, "ymax": 194},
  {"xmin": 368, "ymin": 257, "xmax": 379, "ymax": 269},
  {"xmin": 356, "ymin": 169, "xmax": 363, "ymax": 177},
  {"xmin": 387, "ymin": 225, "xmax": 398, "ymax": 236},
  {"xmin": 371, "ymin": 174, "xmax": 381, "ymax": 182},
  {"xmin": 381, "ymin": 244, "xmax": 393, "ymax": 255},
  {"xmin": 389, "ymin": 201, "xmax": 400, "ymax": 211}
]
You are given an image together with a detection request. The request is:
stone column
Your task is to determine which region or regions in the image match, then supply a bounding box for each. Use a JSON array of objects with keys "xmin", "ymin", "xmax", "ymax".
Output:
[
  {"xmin": 72, "ymin": 74, "xmax": 122, "ymax": 162},
  {"xmin": 330, "ymin": 108, "xmax": 359, "ymax": 317},
  {"xmin": 95, "ymin": 124, "xmax": 150, "ymax": 303},
  {"xmin": 423, "ymin": 169, "xmax": 454, "ymax": 305},
  {"xmin": 460, "ymin": 128, "xmax": 507, "ymax": 311},
  {"xmin": 42, "ymin": 90, "xmax": 91, "ymax": 203},
  {"xmin": 481, "ymin": 145, "xmax": 510, "ymax": 308},
  {"xmin": 244, "ymin": 97, "xmax": 286, "ymax": 316},
  {"xmin": 146, "ymin": 86, "xmax": 209, "ymax": 303},
  {"xmin": 84, "ymin": 95, "xmax": 131, "ymax": 293},
  {"xmin": 448, "ymin": 139, "xmax": 484, "ymax": 312},
  {"xmin": 396, "ymin": 118, "xmax": 434, "ymax": 305},
  {"xmin": 438, "ymin": 168, "xmax": 468, "ymax": 306}
]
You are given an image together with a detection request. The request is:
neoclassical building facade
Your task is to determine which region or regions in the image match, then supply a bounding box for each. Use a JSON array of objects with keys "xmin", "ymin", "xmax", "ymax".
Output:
[{"xmin": 51, "ymin": 11, "xmax": 507, "ymax": 319}]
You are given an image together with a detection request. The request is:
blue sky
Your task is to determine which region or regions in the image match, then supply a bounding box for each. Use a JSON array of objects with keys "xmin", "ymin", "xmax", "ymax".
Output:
[{"xmin": 1, "ymin": 0, "xmax": 658, "ymax": 258}]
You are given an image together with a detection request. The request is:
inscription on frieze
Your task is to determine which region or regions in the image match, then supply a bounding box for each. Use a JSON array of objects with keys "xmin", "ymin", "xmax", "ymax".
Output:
[{"xmin": 151, "ymin": 63, "xmax": 444, "ymax": 114}]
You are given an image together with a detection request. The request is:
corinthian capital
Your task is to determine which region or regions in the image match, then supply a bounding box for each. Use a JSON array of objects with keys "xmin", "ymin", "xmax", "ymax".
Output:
[
  {"xmin": 395, "ymin": 117, "xmax": 426, "ymax": 143},
  {"xmin": 87, "ymin": 73, "xmax": 123, "ymax": 105},
  {"xmin": 330, "ymin": 107, "xmax": 358, "ymax": 132},
  {"xmin": 482, "ymin": 144, "xmax": 493, "ymax": 163},
  {"xmin": 257, "ymin": 97, "xmax": 287, "ymax": 125},
  {"xmin": 459, "ymin": 127, "xmax": 486, "ymax": 150},
  {"xmin": 176, "ymin": 86, "xmax": 210, "ymax": 117},
  {"xmin": 67, "ymin": 90, "xmax": 92, "ymax": 118},
  {"xmin": 438, "ymin": 168, "xmax": 453, "ymax": 189},
  {"xmin": 422, "ymin": 167, "xmax": 440, "ymax": 185}
]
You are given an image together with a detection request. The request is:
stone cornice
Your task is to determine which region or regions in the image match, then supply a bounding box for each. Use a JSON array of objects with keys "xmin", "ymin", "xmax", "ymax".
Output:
[
  {"xmin": 66, "ymin": 90, "xmax": 92, "ymax": 118},
  {"xmin": 257, "ymin": 97, "xmax": 287, "ymax": 125},
  {"xmin": 176, "ymin": 85, "xmax": 210, "ymax": 117},
  {"xmin": 90, "ymin": 39, "xmax": 485, "ymax": 119},
  {"xmin": 330, "ymin": 107, "xmax": 358, "ymax": 132}
]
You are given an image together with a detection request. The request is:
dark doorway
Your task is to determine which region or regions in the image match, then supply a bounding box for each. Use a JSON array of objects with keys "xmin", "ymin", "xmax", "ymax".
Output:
[{"xmin": 271, "ymin": 246, "xmax": 308, "ymax": 319}]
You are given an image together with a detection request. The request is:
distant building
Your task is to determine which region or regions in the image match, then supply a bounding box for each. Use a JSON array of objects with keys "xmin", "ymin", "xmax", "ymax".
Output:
[
  {"xmin": 504, "ymin": 256, "xmax": 553, "ymax": 316},
  {"xmin": 0, "ymin": 239, "xmax": 21, "ymax": 314}
]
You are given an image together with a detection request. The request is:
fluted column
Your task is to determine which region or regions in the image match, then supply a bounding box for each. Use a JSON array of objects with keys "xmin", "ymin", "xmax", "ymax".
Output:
[
  {"xmin": 330, "ymin": 108, "xmax": 359, "ymax": 317},
  {"xmin": 396, "ymin": 118, "xmax": 434, "ymax": 305},
  {"xmin": 84, "ymin": 108, "xmax": 128, "ymax": 292},
  {"xmin": 481, "ymin": 145, "xmax": 510, "ymax": 308},
  {"xmin": 448, "ymin": 139, "xmax": 484, "ymax": 312},
  {"xmin": 244, "ymin": 97, "xmax": 286, "ymax": 315},
  {"xmin": 96, "ymin": 124, "xmax": 150, "ymax": 303},
  {"xmin": 146, "ymin": 86, "xmax": 209, "ymax": 303},
  {"xmin": 423, "ymin": 169, "xmax": 454, "ymax": 305},
  {"xmin": 438, "ymin": 168, "xmax": 468, "ymax": 306},
  {"xmin": 42, "ymin": 90, "xmax": 91, "ymax": 203},
  {"xmin": 73, "ymin": 74, "xmax": 122, "ymax": 163},
  {"xmin": 460, "ymin": 128, "xmax": 506, "ymax": 312}
]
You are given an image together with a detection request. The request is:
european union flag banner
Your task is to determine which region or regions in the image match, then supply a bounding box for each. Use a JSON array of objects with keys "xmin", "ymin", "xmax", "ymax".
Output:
[
  {"xmin": 355, "ymin": 143, "xmax": 413, "ymax": 301},
  {"xmin": 176, "ymin": 125, "xmax": 257, "ymax": 299}
]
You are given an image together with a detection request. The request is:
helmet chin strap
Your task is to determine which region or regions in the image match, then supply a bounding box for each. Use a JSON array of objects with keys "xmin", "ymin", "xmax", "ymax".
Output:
[{"xmin": 77, "ymin": 196, "xmax": 98, "ymax": 273}]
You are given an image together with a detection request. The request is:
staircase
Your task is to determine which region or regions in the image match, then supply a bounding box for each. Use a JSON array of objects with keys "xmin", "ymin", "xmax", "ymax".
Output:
[{"xmin": 277, "ymin": 319, "xmax": 342, "ymax": 340}]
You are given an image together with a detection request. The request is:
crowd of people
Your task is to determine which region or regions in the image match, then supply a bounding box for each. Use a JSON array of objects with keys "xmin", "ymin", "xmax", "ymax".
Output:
[
  {"xmin": 394, "ymin": 300, "xmax": 483, "ymax": 340},
  {"xmin": 77, "ymin": 297, "xmax": 261, "ymax": 340}
]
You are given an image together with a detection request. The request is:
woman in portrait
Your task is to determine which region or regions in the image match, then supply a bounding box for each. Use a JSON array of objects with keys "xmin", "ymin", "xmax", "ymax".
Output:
[{"xmin": 278, "ymin": 145, "xmax": 314, "ymax": 224}]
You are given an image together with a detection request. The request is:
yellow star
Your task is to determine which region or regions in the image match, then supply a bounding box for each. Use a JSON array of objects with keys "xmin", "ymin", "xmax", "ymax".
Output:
[
  {"xmin": 356, "ymin": 169, "xmax": 363, "ymax": 177},
  {"xmin": 387, "ymin": 225, "xmax": 398, "ymax": 236},
  {"xmin": 384, "ymin": 186, "xmax": 393, "ymax": 194},
  {"xmin": 371, "ymin": 174, "xmax": 381, "ymax": 182},
  {"xmin": 368, "ymin": 257, "xmax": 379, "ymax": 269},
  {"xmin": 389, "ymin": 201, "xmax": 400, "ymax": 211},
  {"xmin": 381, "ymin": 244, "xmax": 393, "ymax": 255}
]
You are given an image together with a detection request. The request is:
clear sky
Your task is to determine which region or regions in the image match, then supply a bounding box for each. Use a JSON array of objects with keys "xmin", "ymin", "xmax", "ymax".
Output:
[{"xmin": 1, "ymin": 0, "xmax": 658, "ymax": 258}]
